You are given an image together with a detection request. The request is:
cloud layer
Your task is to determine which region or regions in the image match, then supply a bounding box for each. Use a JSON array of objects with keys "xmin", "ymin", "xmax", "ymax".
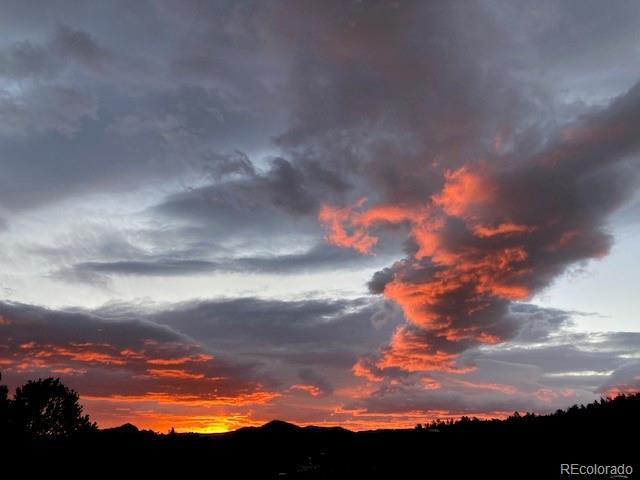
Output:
[
  {"xmin": 321, "ymin": 83, "xmax": 640, "ymax": 379},
  {"xmin": 1, "ymin": 1, "xmax": 639, "ymax": 430}
]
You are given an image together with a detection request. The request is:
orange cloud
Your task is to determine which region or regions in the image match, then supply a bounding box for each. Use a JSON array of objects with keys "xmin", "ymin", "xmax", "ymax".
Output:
[
  {"xmin": 352, "ymin": 358, "xmax": 384, "ymax": 382},
  {"xmin": 604, "ymin": 387, "xmax": 640, "ymax": 398},
  {"xmin": 10, "ymin": 341, "xmax": 218, "ymax": 373},
  {"xmin": 34, "ymin": 345, "xmax": 128, "ymax": 365},
  {"xmin": 377, "ymin": 328, "xmax": 476, "ymax": 374},
  {"xmin": 526, "ymin": 388, "xmax": 576, "ymax": 404},
  {"xmin": 146, "ymin": 354, "xmax": 214, "ymax": 365},
  {"xmin": 0, "ymin": 320, "xmax": 285, "ymax": 432},
  {"xmin": 432, "ymin": 166, "xmax": 495, "ymax": 220},
  {"xmin": 289, "ymin": 384, "xmax": 322, "ymax": 396},
  {"xmin": 83, "ymin": 391, "xmax": 280, "ymax": 407},
  {"xmin": 50, "ymin": 367, "xmax": 88, "ymax": 375},
  {"xmin": 146, "ymin": 368, "xmax": 207, "ymax": 380},
  {"xmin": 472, "ymin": 222, "xmax": 536, "ymax": 238},
  {"xmin": 449, "ymin": 379, "xmax": 518, "ymax": 395},
  {"xmin": 319, "ymin": 197, "xmax": 434, "ymax": 255},
  {"xmin": 318, "ymin": 198, "xmax": 378, "ymax": 253},
  {"xmin": 319, "ymin": 164, "xmax": 541, "ymax": 376},
  {"xmin": 383, "ymin": 247, "xmax": 530, "ymax": 330}
]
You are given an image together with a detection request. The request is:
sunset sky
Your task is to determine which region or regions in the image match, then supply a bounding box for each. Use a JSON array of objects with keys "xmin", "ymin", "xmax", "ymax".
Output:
[{"xmin": 1, "ymin": 0, "xmax": 640, "ymax": 433}]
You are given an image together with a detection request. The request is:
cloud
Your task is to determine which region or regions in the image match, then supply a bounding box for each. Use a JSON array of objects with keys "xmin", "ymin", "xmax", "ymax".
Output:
[
  {"xmin": 0, "ymin": 85, "xmax": 97, "ymax": 136},
  {"xmin": 1, "ymin": 0, "xmax": 640, "ymax": 430},
  {"xmin": 54, "ymin": 242, "xmax": 371, "ymax": 284},
  {"xmin": 51, "ymin": 24, "xmax": 113, "ymax": 72},
  {"xmin": 147, "ymin": 297, "xmax": 398, "ymax": 369},
  {"xmin": 0, "ymin": 12, "xmax": 282, "ymax": 213},
  {"xmin": 348, "ymin": 328, "xmax": 640, "ymax": 417},
  {"xmin": 0, "ymin": 296, "xmax": 401, "ymax": 429},
  {"xmin": 0, "ymin": 296, "xmax": 636, "ymax": 429},
  {"xmin": 0, "ymin": 40, "xmax": 54, "ymax": 79},
  {"xmin": 321, "ymin": 80, "xmax": 640, "ymax": 378},
  {"xmin": 200, "ymin": 150, "xmax": 256, "ymax": 180},
  {"xmin": 153, "ymin": 153, "xmax": 349, "ymax": 231},
  {"xmin": 296, "ymin": 368, "xmax": 334, "ymax": 396},
  {"xmin": 0, "ymin": 300, "xmax": 277, "ymax": 403},
  {"xmin": 598, "ymin": 362, "xmax": 640, "ymax": 397}
]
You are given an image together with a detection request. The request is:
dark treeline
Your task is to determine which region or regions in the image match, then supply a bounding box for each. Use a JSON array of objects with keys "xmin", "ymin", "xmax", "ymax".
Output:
[
  {"xmin": 415, "ymin": 392, "xmax": 640, "ymax": 435},
  {"xmin": 1, "ymin": 374, "xmax": 638, "ymax": 478}
]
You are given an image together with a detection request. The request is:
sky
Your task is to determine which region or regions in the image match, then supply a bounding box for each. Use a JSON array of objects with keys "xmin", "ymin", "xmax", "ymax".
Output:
[{"xmin": 1, "ymin": 0, "xmax": 640, "ymax": 433}]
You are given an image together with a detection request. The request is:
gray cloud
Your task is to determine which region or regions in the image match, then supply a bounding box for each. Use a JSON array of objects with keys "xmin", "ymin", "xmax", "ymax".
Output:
[
  {"xmin": 0, "ymin": 293, "xmax": 636, "ymax": 421},
  {"xmin": 597, "ymin": 362, "xmax": 640, "ymax": 396},
  {"xmin": 0, "ymin": 85, "xmax": 97, "ymax": 136},
  {"xmin": 0, "ymin": 300, "xmax": 273, "ymax": 399},
  {"xmin": 297, "ymin": 368, "xmax": 334, "ymax": 396},
  {"xmin": 152, "ymin": 152, "xmax": 351, "ymax": 237},
  {"xmin": 56, "ymin": 243, "xmax": 369, "ymax": 280},
  {"xmin": 0, "ymin": 0, "xmax": 639, "ymax": 425},
  {"xmin": 349, "ymin": 328, "xmax": 640, "ymax": 416},
  {"xmin": 0, "ymin": 295, "xmax": 404, "ymax": 412},
  {"xmin": 331, "ymin": 79, "xmax": 640, "ymax": 379},
  {"xmin": 200, "ymin": 150, "xmax": 256, "ymax": 180},
  {"xmin": 0, "ymin": 40, "xmax": 53, "ymax": 79},
  {"xmin": 148, "ymin": 297, "xmax": 398, "ymax": 368},
  {"xmin": 51, "ymin": 24, "xmax": 113, "ymax": 72}
]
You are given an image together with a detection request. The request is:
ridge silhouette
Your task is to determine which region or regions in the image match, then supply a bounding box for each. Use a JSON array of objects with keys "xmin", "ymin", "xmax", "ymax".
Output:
[{"xmin": 1, "ymin": 374, "xmax": 637, "ymax": 478}]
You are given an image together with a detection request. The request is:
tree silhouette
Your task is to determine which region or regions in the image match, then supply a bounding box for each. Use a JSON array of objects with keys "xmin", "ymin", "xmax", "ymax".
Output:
[
  {"xmin": 0, "ymin": 373, "xmax": 9, "ymax": 434},
  {"xmin": 11, "ymin": 377, "xmax": 96, "ymax": 437}
]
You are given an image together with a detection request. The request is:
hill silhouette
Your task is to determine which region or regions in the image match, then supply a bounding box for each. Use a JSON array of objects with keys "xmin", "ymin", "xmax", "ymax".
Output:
[{"xmin": 1, "ymin": 375, "xmax": 638, "ymax": 478}]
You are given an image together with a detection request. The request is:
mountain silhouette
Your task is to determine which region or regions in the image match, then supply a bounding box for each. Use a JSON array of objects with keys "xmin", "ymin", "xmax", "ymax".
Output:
[
  {"xmin": 1, "ymin": 375, "xmax": 638, "ymax": 477},
  {"xmin": 102, "ymin": 422, "xmax": 139, "ymax": 434}
]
